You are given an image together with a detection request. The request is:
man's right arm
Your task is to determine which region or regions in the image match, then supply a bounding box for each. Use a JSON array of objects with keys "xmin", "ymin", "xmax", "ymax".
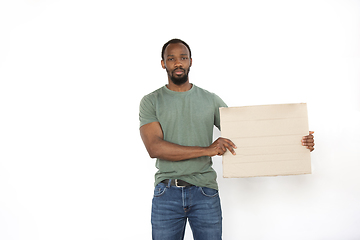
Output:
[{"xmin": 140, "ymin": 122, "xmax": 236, "ymax": 161}]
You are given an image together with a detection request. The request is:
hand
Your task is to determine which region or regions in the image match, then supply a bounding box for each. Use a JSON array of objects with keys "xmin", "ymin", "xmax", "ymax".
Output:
[
  {"xmin": 207, "ymin": 137, "xmax": 237, "ymax": 156},
  {"xmin": 302, "ymin": 131, "xmax": 315, "ymax": 152}
]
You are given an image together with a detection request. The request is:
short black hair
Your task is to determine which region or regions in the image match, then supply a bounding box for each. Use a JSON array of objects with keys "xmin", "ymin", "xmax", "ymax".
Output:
[{"xmin": 161, "ymin": 38, "xmax": 192, "ymax": 60}]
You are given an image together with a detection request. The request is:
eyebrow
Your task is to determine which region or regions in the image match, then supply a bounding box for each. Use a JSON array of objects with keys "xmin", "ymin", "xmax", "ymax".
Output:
[{"xmin": 166, "ymin": 54, "xmax": 188, "ymax": 57}]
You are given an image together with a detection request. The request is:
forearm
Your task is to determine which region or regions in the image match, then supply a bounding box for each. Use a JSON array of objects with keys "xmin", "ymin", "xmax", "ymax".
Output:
[
  {"xmin": 148, "ymin": 138, "xmax": 210, "ymax": 161},
  {"xmin": 140, "ymin": 122, "xmax": 235, "ymax": 161}
]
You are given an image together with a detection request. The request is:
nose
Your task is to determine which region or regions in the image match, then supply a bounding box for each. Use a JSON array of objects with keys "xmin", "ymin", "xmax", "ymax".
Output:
[{"xmin": 174, "ymin": 59, "xmax": 182, "ymax": 68}]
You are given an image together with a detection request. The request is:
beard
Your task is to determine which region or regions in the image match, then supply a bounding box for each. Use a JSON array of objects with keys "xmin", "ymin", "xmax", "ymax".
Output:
[{"xmin": 168, "ymin": 67, "xmax": 190, "ymax": 86}]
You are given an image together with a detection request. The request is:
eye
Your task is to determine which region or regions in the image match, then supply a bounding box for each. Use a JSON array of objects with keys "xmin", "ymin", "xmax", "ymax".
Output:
[
  {"xmin": 168, "ymin": 58, "xmax": 174, "ymax": 61},
  {"xmin": 181, "ymin": 57, "xmax": 188, "ymax": 60}
]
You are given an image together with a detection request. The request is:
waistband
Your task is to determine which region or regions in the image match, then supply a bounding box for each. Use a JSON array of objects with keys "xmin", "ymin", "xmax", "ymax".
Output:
[{"xmin": 161, "ymin": 179, "xmax": 194, "ymax": 188}]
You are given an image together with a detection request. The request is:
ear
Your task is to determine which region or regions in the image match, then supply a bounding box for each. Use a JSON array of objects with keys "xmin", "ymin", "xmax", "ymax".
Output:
[
  {"xmin": 190, "ymin": 58, "xmax": 192, "ymax": 67},
  {"xmin": 161, "ymin": 59, "xmax": 166, "ymax": 69}
]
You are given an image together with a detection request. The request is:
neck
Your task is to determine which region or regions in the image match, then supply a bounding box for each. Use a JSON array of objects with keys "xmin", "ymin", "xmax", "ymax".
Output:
[{"xmin": 166, "ymin": 80, "xmax": 192, "ymax": 92}]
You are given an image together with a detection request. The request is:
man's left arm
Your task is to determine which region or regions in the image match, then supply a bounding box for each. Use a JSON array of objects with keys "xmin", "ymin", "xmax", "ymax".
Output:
[{"xmin": 302, "ymin": 131, "xmax": 315, "ymax": 152}]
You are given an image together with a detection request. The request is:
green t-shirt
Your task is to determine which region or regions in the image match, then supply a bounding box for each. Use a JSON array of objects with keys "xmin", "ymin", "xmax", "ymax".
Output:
[{"xmin": 139, "ymin": 84, "xmax": 227, "ymax": 190}]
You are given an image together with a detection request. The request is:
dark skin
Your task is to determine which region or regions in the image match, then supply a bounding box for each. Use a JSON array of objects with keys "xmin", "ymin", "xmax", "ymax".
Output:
[
  {"xmin": 140, "ymin": 43, "xmax": 315, "ymax": 161},
  {"xmin": 161, "ymin": 42, "xmax": 193, "ymax": 92},
  {"xmin": 302, "ymin": 131, "xmax": 315, "ymax": 152}
]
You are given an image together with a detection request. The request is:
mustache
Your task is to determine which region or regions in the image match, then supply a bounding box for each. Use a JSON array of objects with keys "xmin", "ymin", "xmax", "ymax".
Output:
[{"xmin": 173, "ymin": 68, "xmax": 185, "ymax": 72}]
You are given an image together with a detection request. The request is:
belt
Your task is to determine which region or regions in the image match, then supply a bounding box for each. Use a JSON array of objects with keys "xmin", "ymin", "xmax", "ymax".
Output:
[{"xmin": 162, "ymin": 179, "xmax": 194, "ymax": 187}]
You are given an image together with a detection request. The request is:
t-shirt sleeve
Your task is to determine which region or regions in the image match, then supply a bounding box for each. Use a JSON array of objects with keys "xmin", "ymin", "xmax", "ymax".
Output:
[
  {"xmin": 213, "ymin": 93, "xmax": 227, "ymax": 130},
  {"xmin": 139, "ymin": 95, "xmax": 158, "ymax": 128}
]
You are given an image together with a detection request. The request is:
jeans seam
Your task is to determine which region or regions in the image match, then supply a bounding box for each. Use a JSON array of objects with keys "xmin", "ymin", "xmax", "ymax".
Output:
[
  {"xmin": 154, "ymin": 184, "xmax": 167, "ymax": 197},
  {"xmin": 199, "ymin": 187, "xmax": 219, "ymax": 198}
]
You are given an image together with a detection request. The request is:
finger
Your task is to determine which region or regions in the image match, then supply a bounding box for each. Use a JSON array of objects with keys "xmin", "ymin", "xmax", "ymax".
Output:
[
  {"xmin": 303, "ymin": 141, "xmax": 315, "ymax": 149},
  {"xmin": 226, "ymin": 145, "xmax": 236, "ymax": 155},
  {"xmin": 302, "ymin": 136, "xmax": 314, "ymax": 145},
  {"xmin": 302, "ymin": 135, "xmax": 314, "ymax": 140},
  {"xmin": 302, "ymin": 138, "xmax": 314, "ymax": 143},
  {"xmin": 220, "ymin": 138, "xmax": 237, "ymax": 149},
  {"xmin": 221, "ymin": 143, "xmax": 227, "ymax": 152},
  {"xmin": 218, "ymin": 144, "xmax": 226, "ymax": 154},
  {"xmin": 225, "ymin": 139, "xmax": 237, "ymax": 149},
  {"xmin": 307, "ymin": 146, "xmax": 315, "ymax": 152},
  {"xmin": 302, "ymin": 141, "xmax": 315, "ymax": 147},
  {"xmin": 304, "ymin": 142, "xmax": 315, "ymax": 147},
  {"xmin": 309, "ymin": 131, "xmax": 314, "ymax": 135},
  {"xmin": 217, "ymin": 138, "xmax": 237, "ymax": 155},
  {"xmin": 217, "ymin": 148, "xmax": 226, "ymax": 156},
  {"xmin": 222, "ymin": 142, "xmax": 236, "ymax": 155}
]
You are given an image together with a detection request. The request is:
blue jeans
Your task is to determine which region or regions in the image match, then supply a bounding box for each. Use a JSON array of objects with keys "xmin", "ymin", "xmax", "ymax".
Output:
[{"xmin": 151, "ymin": 180, "xmax": 222, "ymax": 240}]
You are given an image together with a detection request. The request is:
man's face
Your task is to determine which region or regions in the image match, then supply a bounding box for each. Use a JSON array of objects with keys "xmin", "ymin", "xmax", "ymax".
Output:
[{"xmin": 161, "ymin": 43, "xmax": 192, "ymax": 85}]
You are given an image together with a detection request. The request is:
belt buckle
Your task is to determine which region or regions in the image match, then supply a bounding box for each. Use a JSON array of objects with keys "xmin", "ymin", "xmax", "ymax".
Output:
[{"xmin": 175, "ymin": 179, "xmax": 185, "ymax": 188}]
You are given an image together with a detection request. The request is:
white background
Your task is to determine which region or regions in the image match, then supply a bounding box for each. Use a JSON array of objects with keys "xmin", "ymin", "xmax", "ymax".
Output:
[{"xmin": 1, "ymin": 0, "xmax": 359, "ymax": 239}]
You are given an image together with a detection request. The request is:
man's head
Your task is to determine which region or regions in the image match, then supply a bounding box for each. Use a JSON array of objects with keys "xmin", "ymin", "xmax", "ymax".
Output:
[
  {"xmin": 161, "ymin": 39, "xmax": 192, "ymax": 61},
  {"xmin": 161, "ymin": 39, "xmax": 192, "ymax": 86}
]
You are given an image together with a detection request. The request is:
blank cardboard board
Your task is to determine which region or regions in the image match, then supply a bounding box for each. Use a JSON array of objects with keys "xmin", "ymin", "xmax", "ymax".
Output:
[{"xmin": 220, "ymin": 103, "xmax": 311, "ymax": 178}]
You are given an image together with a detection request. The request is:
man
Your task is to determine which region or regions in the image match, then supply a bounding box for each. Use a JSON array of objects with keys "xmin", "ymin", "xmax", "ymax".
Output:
[{"xmin": 139, "ymin": 39, "xmax": 315, "ymax": 240}]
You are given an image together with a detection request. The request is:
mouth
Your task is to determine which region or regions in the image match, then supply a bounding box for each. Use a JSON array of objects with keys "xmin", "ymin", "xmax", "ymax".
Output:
[{"xmin": 173, "ymin": 68, "xmax": 185, "ymax": 75}]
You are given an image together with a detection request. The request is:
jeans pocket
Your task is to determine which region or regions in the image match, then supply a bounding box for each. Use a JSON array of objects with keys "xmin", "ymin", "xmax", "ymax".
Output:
[
  {"xmin": 154, "ymin": 183, "xmax": 167, "ymax": 197},
  {"xmin": 200, "ymin": 187, "xmax": 219, "ymax": 197}
]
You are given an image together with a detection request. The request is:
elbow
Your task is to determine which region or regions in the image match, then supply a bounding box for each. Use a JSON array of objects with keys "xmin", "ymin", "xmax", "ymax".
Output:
[
  {"xmin": 147, "ymin": 146, "xmax": 160, "ymax": 159},
  {"xmin": 148, "ymin": 151, "xmax": 157, "ymax": 159},
  {"xmin": 142, "ymin": 136, "xmax": 164, "ymax": 159},
  {"xmin": 149, "ymin": 153, "xmax": 157, "ymax": 159}
]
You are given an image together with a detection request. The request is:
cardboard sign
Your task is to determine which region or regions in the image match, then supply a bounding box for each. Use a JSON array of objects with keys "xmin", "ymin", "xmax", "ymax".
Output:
[{"xmin": 220, "ymin": 103, "xmax": 311, "ymax": 178}]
